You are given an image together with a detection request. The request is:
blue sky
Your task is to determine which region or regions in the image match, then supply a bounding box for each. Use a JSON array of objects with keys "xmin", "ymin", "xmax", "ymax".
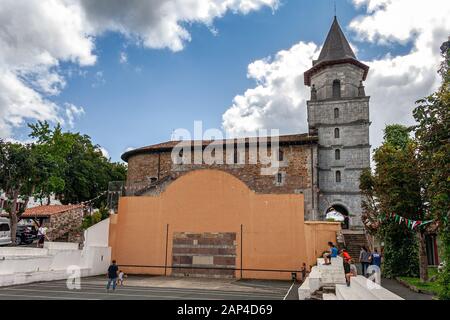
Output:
[{"xmin": 2, "ymin": 0, "xmax": 447, "ymax": 162}]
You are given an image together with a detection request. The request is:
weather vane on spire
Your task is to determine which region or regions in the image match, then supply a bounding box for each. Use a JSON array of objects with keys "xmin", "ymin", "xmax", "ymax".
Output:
[{"xmin": 334, "ymin": 0, "xmax": 337, "ymax": 17}]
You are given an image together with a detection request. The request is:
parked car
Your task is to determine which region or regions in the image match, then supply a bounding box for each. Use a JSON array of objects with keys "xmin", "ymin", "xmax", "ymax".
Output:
[
  {"xmin": 0, "ymin": 217, "xmax": 12, "ymax": 246},
  {"xmin": 15, "ymin": 225, "xmax": 38, "ymax": 245}
]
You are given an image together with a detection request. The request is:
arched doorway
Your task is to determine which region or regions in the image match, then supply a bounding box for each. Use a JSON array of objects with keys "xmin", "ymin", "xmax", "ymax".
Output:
[{"xmin": 327, "ymin": 204, "xmax": 350, "ymax": 229}]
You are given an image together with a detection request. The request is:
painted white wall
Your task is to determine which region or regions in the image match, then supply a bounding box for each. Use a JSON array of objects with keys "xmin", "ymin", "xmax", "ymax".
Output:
[
  {"xmin": 45, "ymin": 242, "xmax": 79, "ymax": 250},
  {"xmin": 84, "ymin": 218, "xmax": 109, "ymax": 247},
  {"xmin": 0, "ymin": 256, "xmax": 53, "ymax": 275},
  {"xmin": 0, "ymin": 218, "xmax": 111, "ymax": 287},
  {"xmin": 0, "ymin": 247, "xmax": 49, "ymax": 256},
  {"xmin": 82, "ymin": 246, "xmax": 111, "ymax": 275},
  {"xmin": 48, "ymin": 250, "xmax": 83, "ymax": 271}
]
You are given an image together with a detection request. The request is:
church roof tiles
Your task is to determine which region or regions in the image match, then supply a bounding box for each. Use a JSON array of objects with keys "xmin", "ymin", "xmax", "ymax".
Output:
[
  {"xmin": 121, "ymin": 133, "xmax": 317, "ymax": 162},
  {"xmin": 316, "ymin": 16, "xmax": 357, "ymax": 64}
]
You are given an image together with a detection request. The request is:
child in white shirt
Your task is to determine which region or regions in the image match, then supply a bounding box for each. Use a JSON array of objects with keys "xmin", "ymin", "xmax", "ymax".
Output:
[{"xmin": 118, "ymin": 270, "xmax": 125, "ymax": 286}]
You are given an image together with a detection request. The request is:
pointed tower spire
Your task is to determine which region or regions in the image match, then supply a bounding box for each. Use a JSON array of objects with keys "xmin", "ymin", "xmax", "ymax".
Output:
[
  {"xmin": 304, "ymin": 17, "xmax": 369, "ymax": 86},
  {"xmin": 317, "ymin": 17, "xmax": 356, "ymax": 64}
]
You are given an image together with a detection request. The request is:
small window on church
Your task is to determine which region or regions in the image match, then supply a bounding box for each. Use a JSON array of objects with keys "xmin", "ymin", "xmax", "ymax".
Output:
[
  {"xmin": 334, "ymin": 108, "xmax": 340, "ymax": 119},
  {"xmin": 333, "ymin": 80, "xmax": 341, "ymax": 99},
  {"xmin": 149, "ymin": 177, "xmax": 158, "ymax": 184},
  {"xmin": 335, "ymin": 128, "xmax": 340, "ymax": 139},
  {"xmin": 276, "ymin": 173, "xmax": 283, "ymax": 184},
  {"xmin": 234, "ymin": 148, "xmax": 238, "ymax": 164},
  {"xmin": 335, "ymin": 149, "xmax": 341, "ymax": 160},
  {"xmin": 278, "ymin": 149, "xmax": 284, "ymax": 162},
  {"xmin": 336, "ymin": 171, "xmax": 342, "ymax": 183}
]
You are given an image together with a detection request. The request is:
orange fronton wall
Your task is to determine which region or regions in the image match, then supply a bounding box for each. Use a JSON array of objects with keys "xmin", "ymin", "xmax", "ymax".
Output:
[{"xmin": 109, "ymin": 169, "xmax": 340, "ymax": 280}]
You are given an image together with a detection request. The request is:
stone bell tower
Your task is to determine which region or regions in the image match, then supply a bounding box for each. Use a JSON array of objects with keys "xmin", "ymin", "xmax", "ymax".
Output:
[{"xmin": 304, "ymin": 17, "xmax": 371, "ymax": 228}]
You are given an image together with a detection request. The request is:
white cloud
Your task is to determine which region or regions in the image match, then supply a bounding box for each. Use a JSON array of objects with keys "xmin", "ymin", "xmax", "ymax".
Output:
[
  {"xmin": 99, "ymin": 147, "xmax": 110, "ymax": 159},
  {"xmin": 0, "ymin": 0, "xmax": 278, "ymax": 138},
  {"xmin": 222, "ymin": 0, "xmax": 450, "ymax": 151},
  {"xmin": 79, "ymin": 0, "xmax": 279, "ymax": 52},
  {"xmin": 119, "ymin": 51, "xmax": 128, "ymax": 64},
  {"xmin": 349, "ymin": 0, "xmax": 449, "ymax": 148},
  {"xmin": 0, "ymin": 0, "xmax": 95, "ymax": 138},
  {"xmin": 91, "ymin": 71, "xmax": 106, "ymax": 88},
  {"xmin": 223, "ymin": 42, "xmax": 320, "ymax": 136},
  {"xmin": 2, "ymin": 137, "xmax": 35, "ymax": 145},
  {"xmin": 64, "ymin": 103, "xmax": 85, "ymax": 128},
  {"xmin": 0, "ymin": 70, "xmax": 63, "ymax": 138}
]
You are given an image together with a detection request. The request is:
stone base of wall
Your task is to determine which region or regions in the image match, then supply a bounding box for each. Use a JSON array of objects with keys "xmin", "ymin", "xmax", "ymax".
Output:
[{"xmin": 172, "ymin": 232, "xmax": 237, "ymax": 279}]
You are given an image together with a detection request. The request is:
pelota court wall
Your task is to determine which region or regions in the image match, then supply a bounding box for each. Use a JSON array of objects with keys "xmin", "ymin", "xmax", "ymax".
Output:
[{"xmin": 109, "ymin": 169, "xmax": 340, "ymax": 280}]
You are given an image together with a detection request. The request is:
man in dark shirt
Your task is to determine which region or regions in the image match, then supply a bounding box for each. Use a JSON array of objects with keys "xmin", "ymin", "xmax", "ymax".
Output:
[
  {"xmin": 106, "ymin": 260, "xmax": 119, "ymax": 292},
  {"xmin": 371, "ymin": 249, "xmax": 382, "ymax": 268}
]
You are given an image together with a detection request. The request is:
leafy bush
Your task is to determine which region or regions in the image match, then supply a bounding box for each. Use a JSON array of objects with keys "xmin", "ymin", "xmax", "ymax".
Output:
[
  {"xmin": 381, "ymin": 223, "xmax": 419, "ymax": 278},
  {"xmin": 438, "ymin": 232, "xmax": 450, "ymax": 300},
  {"xmin": 81, "ymin": 206, "xmax": 110, "ymax": 230}
]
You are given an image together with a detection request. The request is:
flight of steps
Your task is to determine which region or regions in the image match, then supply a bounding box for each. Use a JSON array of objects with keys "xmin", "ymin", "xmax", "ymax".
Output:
[
  {"xmin": 335, "ymin": 276, "xmax": 403, "ymax": 300},
  {"xmin": 298, "ymin": 256, "xmax": 346, "ymax": 300},
  {"xmin": 311, "ymin": 286, "xmax": 337, "ymax": 300},
  {"xmin": 341, "ymin": 230, "xmax": 369, "ymax": 261},
  {"xmin": 316, "ymin": 258, "xmax": 347, "ymax": 286}
]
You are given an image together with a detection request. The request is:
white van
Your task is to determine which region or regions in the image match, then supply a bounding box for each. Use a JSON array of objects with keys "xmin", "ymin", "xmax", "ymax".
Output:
[{"xmin": 0, "ymin": 217, "xmax": 12, "ymax": 246}]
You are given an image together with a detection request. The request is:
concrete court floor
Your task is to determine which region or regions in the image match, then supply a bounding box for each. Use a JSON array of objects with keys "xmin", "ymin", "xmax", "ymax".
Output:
[{"xmin": 0, "ymin": 275, "xmax": 296, "ymax": 300}]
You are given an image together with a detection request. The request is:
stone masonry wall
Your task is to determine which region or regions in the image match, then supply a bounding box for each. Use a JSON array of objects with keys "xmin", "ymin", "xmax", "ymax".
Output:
[
  {"xmin": 308, "ymin": 62, "xmax": 371, "ymax": 228},
  {"xmin": 126, "ymin": 144, "xmax": 319, "ymax": 220},
  {"xmin": 172, "ymin": 232, "xmax": 237, "ymax": 279},
  {"xmin": 127, "ymin": 145, "xmax": 314, "ymax": 193},
  {"xmin": 311, "ymin": 64, "xmax": 365, "ymax": 101},
  {"xmin": 47, "ymin": 208, "xmax": 83, "ymax": 242}
]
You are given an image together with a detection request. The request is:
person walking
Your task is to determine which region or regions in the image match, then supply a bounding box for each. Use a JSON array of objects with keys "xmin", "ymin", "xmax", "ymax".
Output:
[
  {"xmin": 359, "ymin": 246, "xmax": 372, "ymax": 276},
  {"xmin": 36, "ymin": 223, "xmax": 48, "ymax": 248},
  {"xmin": 371, "ymin": 248, "xmax": 382, "ymax": 269},
  {"xmin": 118, "ymin": 270, "xmax": 126, "ymax": 286},
  {"xmin": 106, "ymin": 260, "xmax": 119, "ymax": 292}
]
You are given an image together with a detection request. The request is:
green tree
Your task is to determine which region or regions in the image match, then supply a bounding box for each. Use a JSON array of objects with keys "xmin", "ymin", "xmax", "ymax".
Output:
[
  {"xmin": 360, "ymin": 125, "xmax": 428, "ymax": 279},
  {"xmin": 29, "ymin": 121, "xmax": 127, "ymax": 207},
  {"xmin": 28, "ymin": 122, "xmax": 68, "ymax": 205},
  {"xmin": 1, "ymin": 123, "xmax": 126, "ymax": 245},
  {"xmin": 0, "ymin": 141, "xmax": 38, "ymax": 243},
  {"xmin": 413, "ymin": 40, "xmax": 450, "ymax": 299},
  {"xmin": 81, "ymin": 206, "xmax": 110, "ymax": 230}
]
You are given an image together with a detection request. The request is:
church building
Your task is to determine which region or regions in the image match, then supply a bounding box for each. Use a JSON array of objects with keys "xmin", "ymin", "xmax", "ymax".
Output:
[
  {"xmin": 305, "ymin": 16, "xmax": 371, "ymax": 228},
  {"xmin": 110, "ymin": 17, "xmax": 371, "ymax": 279},
  {"xmin": 121, "ymin": 17, "xmax": 370, "ymax": 229}
]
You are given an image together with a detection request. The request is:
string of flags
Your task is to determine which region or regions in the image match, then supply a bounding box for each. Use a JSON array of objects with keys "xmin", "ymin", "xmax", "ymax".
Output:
[
  {"xmin": 80, "ymin": 191, "xmax": 107, "ymax": 206},
  {"xmin": 378, "ymin": 212, "xmax": 434, "ymax": 230}
]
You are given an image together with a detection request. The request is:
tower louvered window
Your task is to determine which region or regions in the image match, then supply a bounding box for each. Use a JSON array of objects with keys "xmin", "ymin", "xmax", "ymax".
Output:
[{"xmin": 333, "ymin": 80, "xmax": 341, "ymax": 98}]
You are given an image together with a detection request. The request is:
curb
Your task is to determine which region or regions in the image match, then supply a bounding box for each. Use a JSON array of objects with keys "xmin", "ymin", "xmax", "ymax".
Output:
[{"xmin": 395, "ymin": 277, "xmax": 436, "ymax": 296}]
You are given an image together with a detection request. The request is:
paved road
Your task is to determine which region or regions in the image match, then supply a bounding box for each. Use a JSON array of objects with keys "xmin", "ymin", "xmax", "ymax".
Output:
[{"xmin": 0, "ymin": 277, "xmax": 291, "ymax": 300}]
